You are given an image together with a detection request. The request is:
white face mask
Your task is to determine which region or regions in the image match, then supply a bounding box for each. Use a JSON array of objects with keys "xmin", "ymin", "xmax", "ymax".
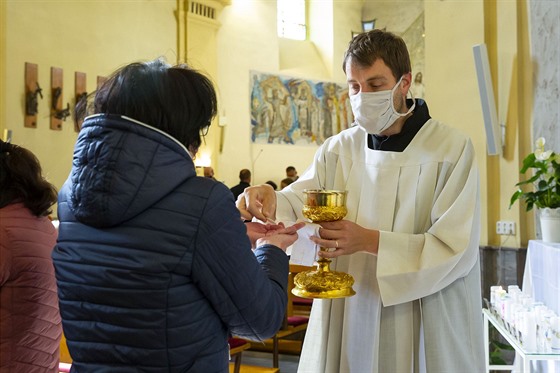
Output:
[{"xmin": 349, "ymin": 76, "xmax": 416, "ymax": 134}]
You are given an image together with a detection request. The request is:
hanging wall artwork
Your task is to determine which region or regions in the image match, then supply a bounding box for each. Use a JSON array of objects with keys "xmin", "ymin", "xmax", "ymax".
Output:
[{"xmin": 250, "ymin": 71, "xmax": 353, "ymax": 146}]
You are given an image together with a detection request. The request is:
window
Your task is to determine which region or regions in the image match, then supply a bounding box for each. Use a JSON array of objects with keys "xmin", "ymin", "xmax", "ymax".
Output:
[{"xmin": 277, "ymin": 0, "xmax": 306, "ymax": 40}]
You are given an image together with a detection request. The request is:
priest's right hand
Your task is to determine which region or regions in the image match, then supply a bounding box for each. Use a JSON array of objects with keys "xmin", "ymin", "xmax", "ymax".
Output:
[{"xmin": 236, "ymin": 184, "xmax": 277, "ymax": 223}]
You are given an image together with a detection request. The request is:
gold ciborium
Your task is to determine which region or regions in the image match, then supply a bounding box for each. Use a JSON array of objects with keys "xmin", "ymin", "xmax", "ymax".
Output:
[{"xmin": 292, "ymin": 189, "xmax": 356, "ymax": 299}]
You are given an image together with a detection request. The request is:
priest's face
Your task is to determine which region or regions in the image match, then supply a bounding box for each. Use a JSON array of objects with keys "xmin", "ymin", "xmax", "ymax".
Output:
[
  {"xmin": 345, "ymin": 58, "xmax": 410, "ymax": 114},
  {"xmin": 346, "ymin": 58, "xmax": 413, "ymax": 135},
  {"xmin": 346, "ymin": 58, "xmax": 397, "ymax": 95}
]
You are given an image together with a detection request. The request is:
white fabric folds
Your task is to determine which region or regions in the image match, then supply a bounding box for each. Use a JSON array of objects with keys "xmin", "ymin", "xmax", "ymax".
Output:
[{"xmin": 286, "ymin": 222, "xmax": 321, "ymax": 266}]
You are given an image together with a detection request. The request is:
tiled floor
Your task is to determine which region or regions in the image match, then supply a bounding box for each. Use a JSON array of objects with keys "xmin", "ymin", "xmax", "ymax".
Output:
[{"xmin": 241, "ymin": 350, "xmax": 300, "ymax": 373}]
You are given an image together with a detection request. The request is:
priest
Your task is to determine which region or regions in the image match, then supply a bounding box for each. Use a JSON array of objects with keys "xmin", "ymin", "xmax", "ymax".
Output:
[{"xmin": 237, "ymin": 29, "xmax": 484, "ymax": 373}]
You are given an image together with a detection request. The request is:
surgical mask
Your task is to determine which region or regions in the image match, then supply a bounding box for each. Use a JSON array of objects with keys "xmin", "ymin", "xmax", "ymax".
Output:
[{"xmin": 350, "ymin": 76, "xmax": 416, "ymax": 134}]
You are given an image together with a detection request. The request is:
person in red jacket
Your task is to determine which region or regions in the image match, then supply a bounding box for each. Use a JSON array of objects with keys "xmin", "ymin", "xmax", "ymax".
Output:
[{"xmin": 0, "ymin": 140, "xmax": 62, "ymax": 372}]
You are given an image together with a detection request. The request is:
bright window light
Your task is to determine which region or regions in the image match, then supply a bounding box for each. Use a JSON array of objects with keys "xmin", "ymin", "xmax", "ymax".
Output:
[{"xmin": 277, "ymin": 0, "xmax": 306, "ymax": 40}]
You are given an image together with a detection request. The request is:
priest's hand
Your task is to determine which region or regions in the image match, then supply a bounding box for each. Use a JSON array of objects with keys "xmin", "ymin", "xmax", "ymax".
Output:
[
  {"xmin": 310, "ymin": 220, "xmax": 380, "ymax": 257},
  {"xmin": 236, "ymin": 184, "xmax": 277, "ymax": 223}
]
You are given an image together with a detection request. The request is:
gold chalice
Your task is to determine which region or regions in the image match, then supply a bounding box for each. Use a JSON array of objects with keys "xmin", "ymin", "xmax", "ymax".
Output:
[{"xmin": 291, "ymin": 189, "xmax": 356, "ymax": 299}]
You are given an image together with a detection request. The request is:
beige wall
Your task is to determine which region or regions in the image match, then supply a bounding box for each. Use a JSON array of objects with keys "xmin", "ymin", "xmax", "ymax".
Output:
[
  {"xmin": 184, "ymin": 4, "xmax": 224, "ymax": 173},
  {"xmin": 0, "ymin": 0, "xmax": 542, "ymax": 247},
  {"xmin": 1, "ymin": 1, "xmax": 6, "ymax": 135},
  {"xmin": 216, "ymin": 1, "xmax": 319, "ymax": 187},
  {"xmin": 426, "ymin": 1, "xmax": 532, "ymax": 247},
  {"xmin": 215, "ymin": 0, "xmax": 362, "ymax": 188},
  {"xmin": 493, "ymin": 1, "xmax": 529, "ymax": 246},
  {"xmin": 425, "ymin": 1, "xmax": 490, "ymax": 243},
  {"xmin": 426, "ymin": 0, "xmax": 534, "ymax": 248},
  {"xmin": 2, "ymin": 0, "xmax": 176, "ymax": 205}
]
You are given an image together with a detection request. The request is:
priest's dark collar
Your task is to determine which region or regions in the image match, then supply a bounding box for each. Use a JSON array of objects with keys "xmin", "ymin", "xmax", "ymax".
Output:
[{"xmin": 368, "ymin": 99, "xmax": 431, "ymax": 152}]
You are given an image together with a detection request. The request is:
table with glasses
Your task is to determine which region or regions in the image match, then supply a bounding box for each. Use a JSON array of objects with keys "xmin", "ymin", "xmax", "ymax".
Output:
[
  {"xmin": 522, "ymin": 240, "xmax": 560, "ymax": 315},
  {"xmin": 483, "ymin": 308, "xmax": 560, "ymax": 372},
  {"xmin": 517, "ymin": 240, "xmax": 560, "ymax": 372}
]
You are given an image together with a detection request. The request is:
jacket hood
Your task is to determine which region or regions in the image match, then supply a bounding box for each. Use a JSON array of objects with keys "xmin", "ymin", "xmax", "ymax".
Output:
[{"xmin": 66, "ymin": 114, "xmax": 196, "ymax": 227}]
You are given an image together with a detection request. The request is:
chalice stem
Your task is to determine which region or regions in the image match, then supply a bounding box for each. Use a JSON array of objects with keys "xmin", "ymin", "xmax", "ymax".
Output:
[{"xmin": 316, "ymin": 247, "xmax": 331, "ymax": 273}]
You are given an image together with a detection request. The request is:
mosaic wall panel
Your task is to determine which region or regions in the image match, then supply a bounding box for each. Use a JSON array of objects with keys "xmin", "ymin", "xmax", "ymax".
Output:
[{"xmin": 250, "ymin": 71, "xmax": 352, "ymax": 146}]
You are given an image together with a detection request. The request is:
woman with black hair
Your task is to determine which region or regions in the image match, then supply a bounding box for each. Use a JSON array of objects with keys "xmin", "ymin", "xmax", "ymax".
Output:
[
  {"xmin": 0, "ymin": 140, "xmax": 62, "ymax": 372},
  {"xmin": 52, "ymin": 59, "xmax": 303, "ymax": 372}
]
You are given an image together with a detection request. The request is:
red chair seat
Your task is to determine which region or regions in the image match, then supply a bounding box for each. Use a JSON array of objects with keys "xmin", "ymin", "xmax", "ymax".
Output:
[
  {"xmin": 287, "ymin": 315, "xmax": 309, "ymax": 327},
  {"xmin": 228, "ymin": 337, "xmax": 249, "ymax": 349},
  {"xmin": 228, "ymin": 337, "xmax": 251, "ymax": 373},
  {"xmin": 292, "ymin": 296, "xmax": 313, "ymax": 306}
]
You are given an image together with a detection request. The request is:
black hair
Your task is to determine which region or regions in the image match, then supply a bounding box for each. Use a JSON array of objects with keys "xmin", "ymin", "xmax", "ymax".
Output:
[
  {"xmin": 75, "ymin": 58, "xmax": 218, "ymax": 153},
  {"xmin": 281, "ymin": 177, "xmax": 295, "ymax": 188},
  {"xmin": 265, "ymin": 180, "xmax": 278, "ymax": 190},
  {"xmin": 0, "ymin": 140, "xmax": 57, "ymax": 216},
  {"xmin": 239, "ymin": 169, "xmax": 251, "ymax": 181}
]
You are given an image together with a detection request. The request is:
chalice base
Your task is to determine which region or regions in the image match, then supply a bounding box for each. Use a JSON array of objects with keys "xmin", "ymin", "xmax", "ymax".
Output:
[{"xmin": 292, "ymin": 262, "xmax": 356, "ymax": 299}]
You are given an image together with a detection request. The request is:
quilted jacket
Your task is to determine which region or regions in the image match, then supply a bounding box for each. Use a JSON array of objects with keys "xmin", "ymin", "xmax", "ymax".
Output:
[
  {"xmin": 52, "ymin": 115, "xmax": 289, "ymax": 372},
  {"xmin": 0, "ymin": 203, "xmax": 62, "ymax": 372}
]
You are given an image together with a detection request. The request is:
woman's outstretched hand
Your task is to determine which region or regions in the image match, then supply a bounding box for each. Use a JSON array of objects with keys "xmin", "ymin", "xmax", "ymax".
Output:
[{"xmin": 246, "ymin": 221, "xmax": 305, "ymax": 251}]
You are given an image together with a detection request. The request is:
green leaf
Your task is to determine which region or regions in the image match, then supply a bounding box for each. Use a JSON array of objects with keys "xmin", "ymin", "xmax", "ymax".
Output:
[
  {"xmin": 509, "ymin": 189, "xmax": 523, "ymax": 208},
  {"xmin": 520, "ymin": 153, "xmax": 536, "ymax": 173},
  {"xmin": 493, "ymin": 340, "xmax": 514, "ymax": 350},
  {"xmin": 511, "ymin": 148, "xmax": 560, "ymax": 210},
  {"xmin": 490, "ymin": 356, "xmax": 508, "ymax": 365}
]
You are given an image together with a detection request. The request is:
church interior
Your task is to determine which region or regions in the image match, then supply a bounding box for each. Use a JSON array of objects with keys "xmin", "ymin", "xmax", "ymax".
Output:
[{"xmin": 1, "ymin": 0, "xmax": 559, "ymax": 372}]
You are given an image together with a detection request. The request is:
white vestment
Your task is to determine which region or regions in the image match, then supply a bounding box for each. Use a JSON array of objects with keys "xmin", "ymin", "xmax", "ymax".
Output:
[{"xmin": 277, "ymin": 121, "xmax": 485, "ymax": 373}]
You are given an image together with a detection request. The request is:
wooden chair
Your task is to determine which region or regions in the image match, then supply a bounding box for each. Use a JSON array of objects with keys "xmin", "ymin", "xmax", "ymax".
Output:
[
  {"xmin": 292, "ymin": 295, "xmax": 313, "ymax": 316},
  {"xmin": 58, "ymin": 333, "xmax": 72, "ymax": 372},
  {"xmin": 269, "ymin": 264, "xmax": 313, "ymax": 368},
  {"xmin": 228, "ymin": 337, "xmax": 252, "ymax": 373},
  {"xmin": 59, "ymin": 333, "xmax": 72, "ymax": 363}
]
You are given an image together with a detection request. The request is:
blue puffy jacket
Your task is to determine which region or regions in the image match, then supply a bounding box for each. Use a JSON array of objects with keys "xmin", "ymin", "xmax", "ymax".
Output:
[{"xmin": 52, "ymin": 115, "xmax": 288, "ymax": 372}]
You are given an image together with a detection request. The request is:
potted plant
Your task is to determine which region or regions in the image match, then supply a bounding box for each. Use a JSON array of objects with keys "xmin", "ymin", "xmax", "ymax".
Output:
[{"xmin": 509, "ymin": 137, "xmax": 560, "ymax": 242}]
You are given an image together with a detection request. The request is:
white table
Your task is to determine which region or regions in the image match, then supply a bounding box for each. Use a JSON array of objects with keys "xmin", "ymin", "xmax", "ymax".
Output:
[
  {"xmin": 508, "ymin": 239, "xmax": 560, "ymax": 372},
  {"xmin": 522, "ymin": 240, "xmax": 560, "ymax": 315},
  {"xmin": 483, "ymin": 309, "xmax": 560, "ymax": 372}
]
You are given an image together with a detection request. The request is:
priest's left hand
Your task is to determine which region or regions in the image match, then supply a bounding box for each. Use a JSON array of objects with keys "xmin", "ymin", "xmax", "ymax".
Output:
[{"xmin": 310, "ymin": 220, "xmax": 380, "ymax": 257}]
